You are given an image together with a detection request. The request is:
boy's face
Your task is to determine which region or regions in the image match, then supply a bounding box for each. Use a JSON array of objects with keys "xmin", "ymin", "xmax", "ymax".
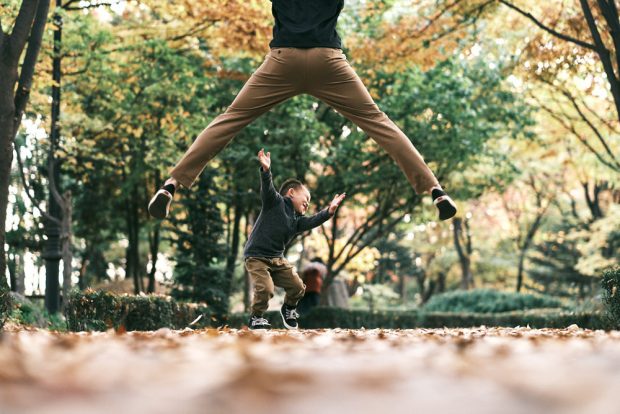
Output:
[{"xmin": 286, "ymin": 186, "xmax": 311, "ymax": 215}]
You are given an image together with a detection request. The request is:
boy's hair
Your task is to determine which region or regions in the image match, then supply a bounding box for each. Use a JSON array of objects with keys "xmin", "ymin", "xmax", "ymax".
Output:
[{"xmin": 279, "ymin": 178, "xmax": 305, "ymax": 196}]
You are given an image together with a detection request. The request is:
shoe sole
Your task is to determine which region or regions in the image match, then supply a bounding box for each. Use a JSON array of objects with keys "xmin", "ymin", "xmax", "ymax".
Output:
[
  {"xmin": 434, "ymin": 195, "xmax": 457, "ymax": 221},
  {"xmin": 148, "ymin": 189, "xmax": 172, "ymax": 219},
  {"xmin": 280, "ymin": 308, "xmax": 298, "ymax": 330}
]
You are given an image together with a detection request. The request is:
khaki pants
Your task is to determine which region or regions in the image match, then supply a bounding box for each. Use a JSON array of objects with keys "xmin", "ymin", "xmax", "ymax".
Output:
[
  {"xmin": 245, "ymin": 257, "xmax": 305, "ymax": 316},
  {"xmin": 169, "ymin": 47, "xmax": 439, "ymax": 194}
]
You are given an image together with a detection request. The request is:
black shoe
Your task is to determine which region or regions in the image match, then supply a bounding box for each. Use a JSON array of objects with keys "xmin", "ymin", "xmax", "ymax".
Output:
[
  {"xmin": 249, "ymin": 315, "xmax": 271, "ymax": 330},
  {"xmin": 280, "ymin": 304, "xmax": 299, "ymax": 330},
  {"xmin": 432, "ymin": 188, "xmax": 457, "ymax": 221},
  {"xmin": 148, "ymin": 184, "xmax": 175, "ymax": 219}
]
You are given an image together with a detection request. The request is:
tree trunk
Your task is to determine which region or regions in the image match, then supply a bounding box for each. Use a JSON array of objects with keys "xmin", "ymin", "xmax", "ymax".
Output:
[
  {"xmin": 7, "ymin": 253, "xmax": 24, "ymax": 294},
  {"xmin": 61, "ymin": 190, "xmax": 73, "ymax": 309},
  {"xmin": 147, "ymin": 224, "xmax": 160, "ymax": 293},
  {"xmin": 583, "ymin": 181, "xmax": 605, "ymax": 220},
  {"xmin": 398, "ymin": 272, "xmax": 406, "ymax": 302},
  {"xmin": 453, "ymin": 217, "xmax": 474, "ymax": 289},
  {"xmin": 8, "ymin": 253, "xmax": 17, "ymax": 292},
  {"xmin": 225, "ymin": 195, "xmax": 242, "ymax": 289},
  {"xmin": 78, "ymin": 256, "xmax": 88, "ymax": 290},
  {"xmin": 43, "ymin": 3, "xmax": 65, "ymax": 314},
  {"xmin": 0, "ymin": 0, "xmax": 51, "ymax": 290},
  {"xmin": 243, "ymin": 211, "xmax": 254, "ymax": 312},
  {"xmin": 0, "ymin": 71, "xmax": 14, "ymax": 289},
  {"xmin": 516, "ymin": 212, "xmax": 546, "ymax": 293},
  {"xmin": 126, "ymin": 194, "xmax": 143, "ymax": 294}
]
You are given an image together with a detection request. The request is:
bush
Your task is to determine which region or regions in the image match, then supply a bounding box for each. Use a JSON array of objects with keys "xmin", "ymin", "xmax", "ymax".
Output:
[
  {"xmin": 601, "ymin": 266, "xmax": 620, "ymax": 329},
  {"xmin": 64, "ymin": 291, "xmax": 610, "ymax": 332},
  {"xmin": 418, "ymin": 308, "xmax": 609, "ymax": 329},
  {"xmin": 7, "ymin": 293, "xmax": 65, "ymax": 329},
  {"xmin": 422, "ymin": 289, "xmax": 565, "ymax": 314},
  {"xmin": 0, "ymin": 287, "xmax": 12, "ymax": 330},
  {"xmin": 227, "ymin": 308, "xmax": 420, "ymax": 330},
  {"xmin": 226, "ymin": 307, "xmax": 609, "ymax": 330},
  {"xmin": 65, "ymin": 289, "xmax": 215, "ymax": 331}
]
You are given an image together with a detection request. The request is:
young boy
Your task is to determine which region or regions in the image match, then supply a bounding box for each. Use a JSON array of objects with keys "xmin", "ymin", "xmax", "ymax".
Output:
[
  {"xmin": 148, "ymin": 0, "xmax": 457, "ymax": 223},
  {"xmin": 244, "ymin": 148, "xmax": 345, "ymax": 330}
]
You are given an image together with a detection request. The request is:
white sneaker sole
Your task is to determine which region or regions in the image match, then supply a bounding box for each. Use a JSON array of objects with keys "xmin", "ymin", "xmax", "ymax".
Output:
[{"xmin": 280, "ymin": 309, "xmax": 299, "ymax": 330}]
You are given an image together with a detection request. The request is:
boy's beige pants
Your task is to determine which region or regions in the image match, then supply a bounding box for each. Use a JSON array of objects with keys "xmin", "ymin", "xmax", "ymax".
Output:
[
  {"xmin": 169, "ymin": 47, "xmax": 439, "ymax": 194},
  {"xmin": 245, "ymin": 257, "xmax": 305, "ymax": 316}
]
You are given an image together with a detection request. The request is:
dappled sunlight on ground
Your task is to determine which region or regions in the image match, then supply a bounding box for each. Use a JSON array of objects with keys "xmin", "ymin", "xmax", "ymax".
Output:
[{"xmin": 1, "ymin": 326, "xmax": 620, "ymax": 414}]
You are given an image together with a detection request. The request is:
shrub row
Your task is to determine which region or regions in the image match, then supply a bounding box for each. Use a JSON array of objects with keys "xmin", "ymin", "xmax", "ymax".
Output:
[
  {"xmin": 421, "ymin": 288, "xmax": 566, "ymax": 314},
  {"xmin": 601, "ymin": 266, "xmax": 620, "ymax": 328},
  {"xmin": 65, "ymin": 289, "xmax": 214, "ymax": 331},
  {"xmin": 55, "ymin": 289, "xmax": 619, "ymax": 332},
  {"xmin": 227, "ymin": 307, "xmax": 612, "ymax": 330}
]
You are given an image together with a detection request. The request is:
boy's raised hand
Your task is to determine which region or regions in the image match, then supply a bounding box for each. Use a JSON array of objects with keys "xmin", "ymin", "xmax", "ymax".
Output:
[
  {"xmin": 328, "ymin": 193, "xmax": 346, "ymax": 215},
  {"xmin": 258, "ymin": 148, "xmax": 271, "ymax": 171}
]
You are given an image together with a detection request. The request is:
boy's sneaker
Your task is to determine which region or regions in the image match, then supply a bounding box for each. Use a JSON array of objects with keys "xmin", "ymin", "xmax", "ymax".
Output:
[
  {"xmin": 148, "ymin": 183, "xmax": 175, "ymax": 219},
  {"xmin": 280, "ymin": 304, "xmax": 300, "ymax": 330},
  {"xmin": 249, "ymin": 315, "xmax": 271, "ymax": 330},
  {"xmin": 432, "ymin": 187, "xmax": 457, "ymax": 221}
]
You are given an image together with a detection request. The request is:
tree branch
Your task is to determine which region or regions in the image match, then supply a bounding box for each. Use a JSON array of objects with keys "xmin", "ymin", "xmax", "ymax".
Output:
[
  {"xmin": 13, "ymin": 140, "xmax": 60, "ymax": 226},
  {"xmin": 562, "ymin": 89, "xmax": 620, "ymax": 168},
  {"xmin": 579, "ymin": 0, "xmax": 620, "ymax": 120},
  {"xmin": 14, "ymin": 0, "xmax": 50, "ymax": 132},
  {"xmin": 7, "ymin": 0, "xmax": 39, "ymax": 65},
  {"xmin": 596, "ymin": 0, "xmax": 620, "ymax": 81},
  {"xmin": 333, "ymin": 211, "xmax": 407, "ymax": 276},
  {"xmin": 533, "ymin": 93, "xmax": 620, "ymax": 171},
  {"xmin": 498, "ymin": 0, "xmax": 597, "ymax": 51}
]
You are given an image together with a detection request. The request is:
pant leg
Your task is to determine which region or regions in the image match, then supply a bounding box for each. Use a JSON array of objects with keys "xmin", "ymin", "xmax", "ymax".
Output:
[
  {"xmin": 270, "ymin": 257, "xmax": 305, "ymax": 307},
  {"xmin": 245, "ymin": 257, "xmax": 275, "ymax": 316},
  {"xmin": 307, "ymin": 48, "xmax": 439, "ymax": 195},
  {"xmin": 169, "ymin": 51, "xmax": 300, "ymax": 189}
]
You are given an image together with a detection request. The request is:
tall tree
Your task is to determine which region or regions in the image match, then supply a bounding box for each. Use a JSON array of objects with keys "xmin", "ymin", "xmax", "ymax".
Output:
[
  {"xmin": 0, "ymin": 1, "xmax": 50, "ymax": 307},
  {"xmin": 170, "ymin": 169, "xmax": 228, "ymax": 322}
]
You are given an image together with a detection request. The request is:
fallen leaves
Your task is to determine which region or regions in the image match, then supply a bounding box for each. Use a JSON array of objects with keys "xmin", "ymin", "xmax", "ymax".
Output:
[{"xmin": 1, "ymin": 327, "xmax": 619, "ymax": 414}]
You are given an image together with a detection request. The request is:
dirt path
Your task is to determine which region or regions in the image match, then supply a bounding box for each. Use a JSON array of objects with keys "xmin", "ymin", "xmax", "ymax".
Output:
[{"xmin": 1, "ymin": 327, "xmax": 619, "ymax": 414}]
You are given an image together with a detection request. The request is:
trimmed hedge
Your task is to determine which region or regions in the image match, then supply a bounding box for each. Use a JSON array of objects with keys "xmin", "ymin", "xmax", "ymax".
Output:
[
  {"xmin": 227, "ymin": 307, "xmax": 610, "ymax": 330},
  {"xmin": 64, "ymin": 291, "xmax": 612, "ymax": 332},
  {"xmin": 422, "ymin": 288, "xmax": 565, "ymax": 314},
  {"xmin": 65, "ymin": 289, "xmax": 214, "ymax": 331},
  {"xmin": 601, "ymin": 266, "xmax": 620, "ymax": 329},
  {"xmin": 227, "ymin": 308, "xmax": 420, "ymax": 329}
]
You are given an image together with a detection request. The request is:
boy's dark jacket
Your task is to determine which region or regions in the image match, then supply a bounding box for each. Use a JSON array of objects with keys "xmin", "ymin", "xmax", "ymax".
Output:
[{"xmin": 243, "ymin": 167, "xmax": 332, "ymax": 258}]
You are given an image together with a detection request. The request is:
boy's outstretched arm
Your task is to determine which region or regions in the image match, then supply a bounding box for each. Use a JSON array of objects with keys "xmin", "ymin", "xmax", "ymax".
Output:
[
  {"xmin": 297, "ymin": 193, "xmax": 346, "ymax": 232},
  {"xmin": 258, "ymin": 148, "xmax": 279, "ymax": 208}
]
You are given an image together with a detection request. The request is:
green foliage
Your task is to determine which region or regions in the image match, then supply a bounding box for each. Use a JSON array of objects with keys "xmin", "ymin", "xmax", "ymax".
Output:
[
  {"xmin": 528, "ymin": 222, "xmax": 597, "ymax": 299},
  {"xmin": 65, "ymin": 290, "xmax": 214, "ymax": 331},
  {"xmin": 601, "ymin": 267, "xmax": 620, "ymax": 329},
  {"xmin": 0, "ymin": 287, "xmax": 12, "ymax": 330},
  {"xmin": 227, "ymin": 307, "xmax": 609, "ymax": 330},
  {"xmin": 422, "ymin": 288, "xmax": 565, "ymax": 313},
  {"xmin": 8, "ymin": 303, "xmax": 67, "ymax": 332},
  {"xmin": 61, "ymin": 291, "xmax": 609, "ymax": 331},
  {"xmin": 574, "ymin": 205, "xmax": 620, "ymax": 277},
  {"xmin": 350, "ymin": 284, "xmax": 402, "ymax": 311},
  {"xmin": 170, "ymin": 169, "xmax": 229, "ymax": 321}
]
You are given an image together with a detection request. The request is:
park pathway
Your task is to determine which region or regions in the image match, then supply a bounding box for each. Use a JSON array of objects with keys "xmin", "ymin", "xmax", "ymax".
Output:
[{"xmin": 1, "ymin": 326, "xmax": 619, "ymax": 414}]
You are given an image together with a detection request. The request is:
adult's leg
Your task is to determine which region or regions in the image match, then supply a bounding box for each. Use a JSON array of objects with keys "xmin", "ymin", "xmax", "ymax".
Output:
[
  {"xmin": 169, "ymin": 52, "xmax": 300, "ymax": 189},
  {"xmin": 308, "ymin": 48, "xmax": 439, "ymax": 195}
]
